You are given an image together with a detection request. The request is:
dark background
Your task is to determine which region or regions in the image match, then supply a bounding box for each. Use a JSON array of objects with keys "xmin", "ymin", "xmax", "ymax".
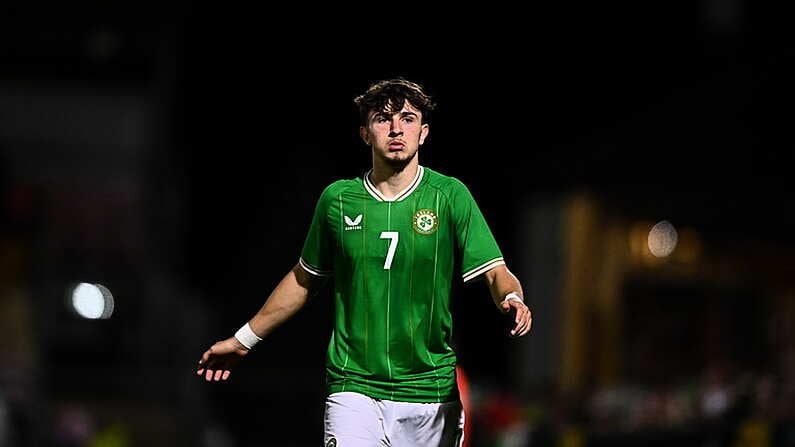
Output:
[{"xmin": 1, "ymin": 2, "xmax": 792, "ymax": 446}]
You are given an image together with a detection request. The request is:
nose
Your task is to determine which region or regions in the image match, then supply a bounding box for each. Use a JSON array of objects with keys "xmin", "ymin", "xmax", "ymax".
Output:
[{"xmin": 388, "ymin": 117, "xmax": 403, "ymax": 138}]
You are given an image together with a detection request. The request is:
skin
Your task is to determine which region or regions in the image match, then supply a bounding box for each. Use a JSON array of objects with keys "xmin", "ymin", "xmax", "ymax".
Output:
[
  {"xmin": 485, "ymin": 265, "xmax": 532, "ymax": 337},
  {"xmin": 197, "ymin": 264, "xmax": 325, "ymax": 381},
  {"xmin": 360, "ymin": 101, "xmax": 428, "ymax": 199},
  {"xmin": 196, "ymin": 101, "xmax": 532, "ymax": 382}
]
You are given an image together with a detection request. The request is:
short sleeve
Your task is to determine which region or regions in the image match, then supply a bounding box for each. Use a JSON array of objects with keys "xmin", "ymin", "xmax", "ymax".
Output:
[
  {"xmin": 299, "ymin": 187, "xmax": 334, "ymax": 277},
  {"xmin": 451, "ymin": 180, "xmax": 504, "ymax": 282}
]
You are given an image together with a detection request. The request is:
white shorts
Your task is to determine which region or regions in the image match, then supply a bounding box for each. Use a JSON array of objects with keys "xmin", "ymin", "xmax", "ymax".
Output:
[{"xmin": 324, "ymin": 391, "xmax": 465, "ymax": 447}]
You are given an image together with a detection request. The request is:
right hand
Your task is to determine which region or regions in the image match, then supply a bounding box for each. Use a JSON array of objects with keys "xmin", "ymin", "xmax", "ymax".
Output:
[{"xmin": 196, "ymin": 337, "xmax": 250, "ymax": 382}]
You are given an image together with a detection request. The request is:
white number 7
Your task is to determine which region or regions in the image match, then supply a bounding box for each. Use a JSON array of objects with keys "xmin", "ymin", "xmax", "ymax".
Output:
[{"xmin": 380, "ymin": 231, "xmax": 399, "ymax": 269}]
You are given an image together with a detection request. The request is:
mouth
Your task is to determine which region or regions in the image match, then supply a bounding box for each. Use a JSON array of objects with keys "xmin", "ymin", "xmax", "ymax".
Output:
[{"xmin": 388, "ymin": 140, "xmax": 405, "ymax": 151}]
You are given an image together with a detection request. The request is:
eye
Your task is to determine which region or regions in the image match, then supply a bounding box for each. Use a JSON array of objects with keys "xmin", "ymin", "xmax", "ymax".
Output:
[
  {"xmin": 402, "ymin": 116, "xmax": 415, "ymax": 124},
  {"xmin": 374, "ymin": 115, "xmax": 389, "ymax": 123}
]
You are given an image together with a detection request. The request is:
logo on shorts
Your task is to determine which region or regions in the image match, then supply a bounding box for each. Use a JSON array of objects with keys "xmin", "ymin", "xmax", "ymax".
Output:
[
  {"xmin": 326, "ymin": 438, "xmax": 337, "ymax": 447},
  {"xmin": 413, "ymin": 208, "xmax": 438, "ymax": 235}
]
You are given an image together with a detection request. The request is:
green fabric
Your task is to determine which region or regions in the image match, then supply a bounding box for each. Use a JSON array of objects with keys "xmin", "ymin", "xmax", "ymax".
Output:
[{"xmin": 300, "ymin": 167, "xmax": 503, "ymax": 402}]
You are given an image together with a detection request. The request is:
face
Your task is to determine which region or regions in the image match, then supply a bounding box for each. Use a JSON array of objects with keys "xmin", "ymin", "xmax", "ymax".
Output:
[{"xmin": 360, "ymin": 101, "xmax": 429, "ymax": 167}]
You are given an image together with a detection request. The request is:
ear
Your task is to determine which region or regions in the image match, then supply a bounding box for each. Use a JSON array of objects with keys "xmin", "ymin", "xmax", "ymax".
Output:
[
  {"xmin": 359, "ymin": 126, "xmax": 371, "ymax": 145},
  {"xmin": 419, "ymin": 123, "xmax": 430, "ymax": 145}
]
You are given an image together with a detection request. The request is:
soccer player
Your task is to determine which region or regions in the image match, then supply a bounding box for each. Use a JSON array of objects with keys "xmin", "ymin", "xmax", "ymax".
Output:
[{"xmin": 197, "ymin": 78, "xmax": 532, "ymax": 447}]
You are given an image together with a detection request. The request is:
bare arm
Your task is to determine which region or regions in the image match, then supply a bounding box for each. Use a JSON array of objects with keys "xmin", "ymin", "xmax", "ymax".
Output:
[
  {"xmin": 247, "ymin": 263, "xmax": 325, "ymax": 339},
  {"xmin": 197, "ymin": 263, "xmax": 327, "ymax": 381},
  {"xmin": 483, "ymin": 265, "xmax": 532, "ymax": 338}
]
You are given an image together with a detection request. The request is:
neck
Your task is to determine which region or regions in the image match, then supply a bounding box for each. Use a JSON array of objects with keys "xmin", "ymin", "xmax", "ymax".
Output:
[{"xmin": 369, "ymin": 157, "xmax": 420, "ymax": 200}]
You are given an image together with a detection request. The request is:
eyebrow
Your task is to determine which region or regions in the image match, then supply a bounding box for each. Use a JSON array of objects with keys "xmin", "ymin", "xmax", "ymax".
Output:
[{"xmin": 372, "ymin": 111, "xmax": 419, "ymax": 120}]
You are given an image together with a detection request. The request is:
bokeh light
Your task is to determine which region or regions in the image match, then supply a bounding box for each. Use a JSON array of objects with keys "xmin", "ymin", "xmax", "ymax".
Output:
[
  {"xmin": 648, "ymin": 220, "xmax": 678, "ymax": 258},
  {"xmin": 70, "ymin": 282, "xmax": 115, "ymax": 319}
]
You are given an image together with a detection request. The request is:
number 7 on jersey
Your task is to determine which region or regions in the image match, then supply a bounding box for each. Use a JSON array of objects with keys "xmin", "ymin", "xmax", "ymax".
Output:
[{"xmin": 379, "ymin": 231, "xmax": 399, "ymax": 269}]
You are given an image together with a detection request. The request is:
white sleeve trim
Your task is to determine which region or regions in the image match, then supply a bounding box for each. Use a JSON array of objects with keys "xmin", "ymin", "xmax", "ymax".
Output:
[
  {"xmin": 462, "ymin": 257, "xmax": 505, "ymax": 283},
  {"xmin": 298, "ymin": 257, "xmax": 332, "ymax": 277}
]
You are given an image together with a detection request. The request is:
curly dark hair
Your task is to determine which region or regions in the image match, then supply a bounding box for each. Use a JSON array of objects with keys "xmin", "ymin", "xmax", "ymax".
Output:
[{"xmin": 354, "ymin": 78, "xmax": 436, "ymax": 126}]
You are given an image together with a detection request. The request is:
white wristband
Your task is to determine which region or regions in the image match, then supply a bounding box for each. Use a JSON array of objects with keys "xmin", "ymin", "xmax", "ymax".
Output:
[
  {"xmin": 234, "ymin": 322, "xmax": 262, "ymax": 350},
  {"xmin": 502, "ymin": 292, "xmax": 523, "ymax": 304}
]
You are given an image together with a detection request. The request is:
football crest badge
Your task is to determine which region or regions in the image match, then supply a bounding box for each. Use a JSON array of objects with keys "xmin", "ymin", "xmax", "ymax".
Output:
[{"xmin": 413, "ymin": 209, "xmax": 438, "ymax": 235}]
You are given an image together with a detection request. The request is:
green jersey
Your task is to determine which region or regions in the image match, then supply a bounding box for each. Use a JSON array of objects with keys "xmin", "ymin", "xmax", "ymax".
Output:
[{"xmin": 300, "ymin": 166, "xmax": 504, "ymax": 403}]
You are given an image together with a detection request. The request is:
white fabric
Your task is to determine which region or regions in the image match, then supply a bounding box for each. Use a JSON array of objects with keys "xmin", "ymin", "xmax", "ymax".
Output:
[
  {"xmin": 502, "ymin": 292, "xmax": 523, "ymax": 304},
  {"xmin": 233, "ymin": 322, "xmax": 261, "ymax": 349},
  {"xmin": 324, "ymin": 391, "xmax": 464, "ymax": 447}
]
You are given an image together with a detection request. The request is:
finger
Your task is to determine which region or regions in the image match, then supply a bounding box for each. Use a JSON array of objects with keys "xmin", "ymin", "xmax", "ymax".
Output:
[
  {"xmin": 201, "ymin": 350, "xmax": 211, "ymax": 364},
  {"xmin": 520, "ymin": 308, "xmax": 531, "ymax": 328},
  {"xmin": 222, "ymin": 370, "xmax": 231, "ymax": 380},
  {"xmin": 214, "ymin": 369, "xmax": 223, "ymax": 381},
  {"xmin": 510, "ymin": 320, "xmax": 521, "ymax": 337},
  {"xmin": 508, "ymin": 303, "xmax": 522, "ymax": 323},
  {"xmin": 205, "ymin": 369, "xmax": 214, "ymax": 382},
  {"xmin": 512, "ymin": 318, "xmax": 525, "ymax": 336},
  {"xmin": 517, "ymin": 316, "xmax": 530, "ymax": 336},
  {"xmin": 511, "ymin": 309, "xmax": 522, "ymax": 337},
  {"xmin": 197, "ymin": 368, "xmax": 204, "ymax": 376},
  {"xmin": 512, "ymin": 311, "xmax": 530, "ymax": 337},
  {"xmin": 519, "ymin": 307, "xmax": 530, "ymax": 325},
  {"xmin": 519, "ymin": 318, "xmax": 532, "ymax": 336},
  {"xmin": 501, "ymin": 301, "xmax": 511, "ymax": 314},
  {"xmin": 518, "ymin": 314, "xmax": 532, "ymax": 336},
  {"xmin": 525, "ymin": 311, "xmax": 533, "ymax": 334}
]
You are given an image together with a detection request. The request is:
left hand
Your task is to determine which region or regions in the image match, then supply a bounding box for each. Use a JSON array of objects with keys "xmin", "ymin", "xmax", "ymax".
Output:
[{"xmin": 501, "ymin": 299, "xmax": 532, "ymax": 338}]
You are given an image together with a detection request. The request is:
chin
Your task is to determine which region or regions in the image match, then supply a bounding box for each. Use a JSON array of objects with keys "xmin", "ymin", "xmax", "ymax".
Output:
[{"xmin": 383, "ymin": 151, "xmax": 416, "ymax": 167}]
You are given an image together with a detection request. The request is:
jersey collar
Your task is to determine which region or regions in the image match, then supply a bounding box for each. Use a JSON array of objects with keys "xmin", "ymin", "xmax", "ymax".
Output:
[{"xmin": 363, "ymin": 165, "xmax": 425, "ymax": 202}]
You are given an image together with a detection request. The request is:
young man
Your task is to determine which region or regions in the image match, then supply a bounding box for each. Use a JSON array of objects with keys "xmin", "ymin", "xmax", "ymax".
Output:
[{"xmin": 197, "ymin": 78, "xmax": 532, "ymax": 447}]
